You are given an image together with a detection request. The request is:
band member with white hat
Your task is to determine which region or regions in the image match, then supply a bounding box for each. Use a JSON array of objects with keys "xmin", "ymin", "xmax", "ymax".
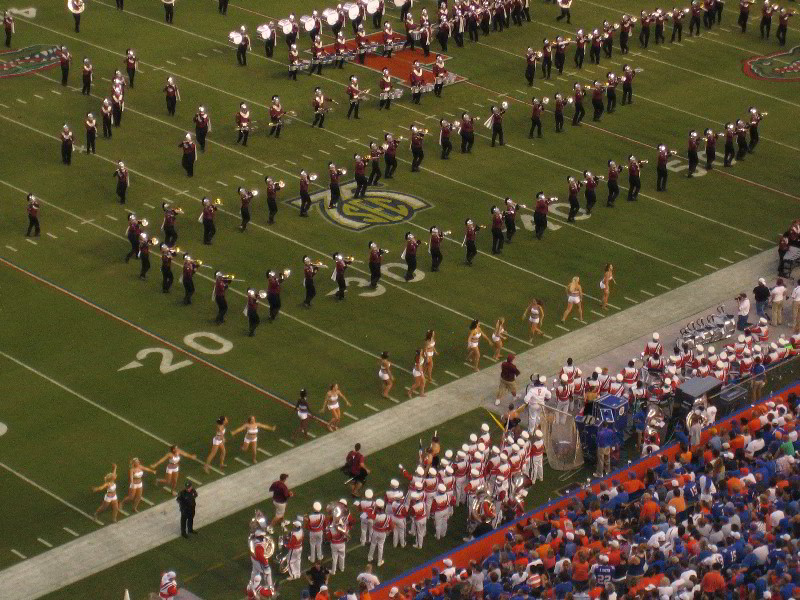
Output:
[
  {"xmin": 235, "ymin": 103, "xmax": 250, "ymax": 146},
  {"xmin": 3, "ymin": 10, "xmax": 13, "ymax": 48},
  {"xmin": 59, "ymin": 124, "xmax": 73, "ymax": 165},
  {"xmin": 368, "ymin": 499, "xmax": 391, "ymax": 565},
  {"xmin": 164, "ymin": 77, "xmax": 180, "ymax": 116},
  {"xmin": 159, "ymin": 570, "xmax": 178, "ymax": 599},
  {"xmin": 286, "ymin": 520, "xmax": 304, "ymax": 579},
  {"xmin": 305, "ymin": 502, "xmax": 325, "ymax": 562},
  {"xmin": 161, "ymin": 245, "xmax": 175, "ymax": 293},
  {"xmin": 236, "ymin": 26, "xmax": 251, "ymax": 65},
  {"xmin": 193, "ymin": 106, "xmax": 210, "ymax": 152}
]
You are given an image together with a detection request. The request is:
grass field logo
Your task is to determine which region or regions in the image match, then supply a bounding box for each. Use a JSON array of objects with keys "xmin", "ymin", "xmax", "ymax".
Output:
[
  {"xmin": 287, "ymin": 182, "xmax": 430, "ymax": 231},
  {"xmin": 743, "ymin": 45, "xmax": 800, "ymax": 82},
  {"xmin": 0, "ymin": 44, "xmax": 62, "ymax": 78}
]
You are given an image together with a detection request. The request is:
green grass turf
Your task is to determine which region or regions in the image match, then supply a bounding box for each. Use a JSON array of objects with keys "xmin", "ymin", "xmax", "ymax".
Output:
[{"xmin": 0, "ymin": 0, "xmax": 797, "ymax": 588}]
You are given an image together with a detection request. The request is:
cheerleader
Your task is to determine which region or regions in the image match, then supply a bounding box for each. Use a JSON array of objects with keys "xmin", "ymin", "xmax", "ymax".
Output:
[
  {"xmin": 119, "ymin": 458, "xmax": 155, "ymax": 513},
  {"xmin": 91, "ymin": 463, "xmax": 120, "ymax": 522},
  {"xmin": 561, "ymin": 276, "xmax": 583, "ymax": 323},
  {"xmin": 321, "ymin": 383, "xmax": 350, "ymax": 431},
  {"xmin": 151, "ymin": 445, "xmax": 197, "ymax": 495},
  {"xmin": 491, "ymin": 317, "xmax": 509, "ymax": 360},
  {"xmin": 203, "ymin": 416, "xmax": 229, "ymax": 473},
  {"xmin": 522, "ymin": 299, "xmax": 544, "ymax": 341},
  {"xmin": 378, "ymin": 351, "xmax": 395, "ymax": 398},
  {"xmin": 467, "ymin": 320, "xmax": 490, "ymax": 371},
  {"xmin": 295, "ymin": 389, "xmax": 312, "ymax": 438},
  {"xmin": 408, "ymin": 348, "xmax": 427, "ymax": 398},
  {"xmin": 423, "ymin": 329, "xmax": 438, "ymax": 382},
  {"xmin": 232, "ymin": 416, "xmax": 277, "ymax": 463},
  {"xmin": 600, "ymin": 263, "xmax": 615, "ymax": 309}
]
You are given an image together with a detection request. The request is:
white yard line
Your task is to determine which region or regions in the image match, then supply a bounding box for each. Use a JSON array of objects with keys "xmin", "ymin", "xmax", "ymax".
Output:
[
  {"xmin": 63, "ymin": 527, "xmax": 80, "ymax": 537},
  {"xmin": 37, "ymin": 538, "xmax": 53, "ymax": 548},
  {"xmin": 0, "ymin": 461, "xmax": 101, "ymax": 525},
  {"xmin": 46, "ymin": 233, "xmax": 58, "ymax": 239},
  {"xmin": 363, "ymin": 403, "xmax": 380, "ymax": 412},
  {"xmin": 10, "ymin": 550, "xmax": 27, "ymax": 560},
  {"xmin": 279, "ymin": 438, "xmax": 295, "ymax": 448}
]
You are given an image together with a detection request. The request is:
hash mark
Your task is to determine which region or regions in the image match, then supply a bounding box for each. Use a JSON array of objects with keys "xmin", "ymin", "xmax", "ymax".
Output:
[
  {"xmin": 624, "ymin": 296, "xmax": 638, "ymax": 303},
  {"xmin": 140, "ymin": 496, "xmax": 154, "ymax": 506},
  {"xmin": 63, "ymin": 527, "xmax": 80, "ymax": 537},
  {"xmin": 66, "ymin": 226, "xmax": 78, "ymax": 233},
  {"xmin": 37, "ymin": 537, "xmax": 53, "ymax": 548},
  {"xmin": 46, "ymin": 232, "xmax": 58, "ymax": 239},
  {"xmin": 656, "ymin": 283, "xmax": 670, "ymax": 290},
  {"xmin": 703, "ymin": 263, "xmax": 718, "ymax": 270},
  {"xmin": 197, "ymin": 52, "xmax": 208, "ymax": 57},
  {"xmin": 555, "ymin": 324, "xmax": 569, "ymax": 331},
  {"xmin": 10, "ymin": 549, "xmax": 26, "ymax": 559},
  {"xmin": 640, "ymin": 289, "xmax": 655, "ymax": 297},
  {"xmin": 257, "ymin": 448, "xmax": 272, "ymax": 457},
  {"xmin": 734, "ymin": 250, "xmax": 748, "ymax": 257},
  {"xmin": 233, "ymin": 175, "xmax": 245, "ymax": 181},
  {"xmin": 363, "ymin": 403, "xmax": 379, "ymax": 412},
  {"xmin": 165, "ymin": 60, "xmax": 177, "ymax": 65},
  {"xmin": 50, "ymin": 90, "xmax": 61, "ymax": 95},
  {"xmin": 24, "ymin": 239, "xmax": 37, "ymax": 245},
  {"xmin": 34, "ymin": 94, "xmax": 44, "ymax": 99},
  {"xmin": 318, "ymin": 149, "xmax": 330, "ymax": 155},
  {"xmin": 387, "ymin": 396, "xmax": 400, "ymax": 404},
  {"xmin": 445, "ymin": 370, "xmax": 459, "ymax": 378},
  {"xmin": 279, "ymin": 438, "xmax": 295, "ymax": 447},
  {"xmin": 251, "ymin": 169, "xmax": 264, "ymax": 176},
  {"xmin": 590, "ymin": 310, "xmax": 605, "ymax": 317},
  {"xmin": 718, "ymin": 256, "xmax": 733, "ymax": 264},
  {"xmin": 343, "ymin": 411, "xmax": 359, "ymax": 420},
  {"xmin": 16, "ymin": 98, "xmax": 27, "ymax": 104},
  {"xmin": 105, "ymin": 214, "xmax": 118, "ymax": 221},
  {"xmin": 216, "ymin": 181, "xmax": 228, "ymax": 187},
  {"xmin": 143, "ymin": 203, "xmax": 155, "ymax": 209},
  {"xmin": 185, "ymin": 476, "xmax": 202, "ymax": 486},
  {"xmin": 748, "ymin": 244, "xmax": 764, "ymax": 251},
  {"xmin": 335, "ymin": 144, "xmax": 347, "ymax": 150},
  {"xmin": 672, "ymin": 276, "xmax": 686, "ymax": 283},
  {"xmin": 235, "ymin": 457, "xmax": 250, "ymax": 466}
]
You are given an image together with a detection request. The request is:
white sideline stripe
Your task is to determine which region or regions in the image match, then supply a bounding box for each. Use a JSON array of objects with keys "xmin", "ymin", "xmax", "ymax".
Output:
[
  {"xmin": 10, "ymin": 550, "xmax": 26, "ymax": 560},
  {"xmin": 0, "ymin": 461, "xmax": 101, "ymax": 524},
  {"xmin": 139, "ymin": 497, "xmax": 154, "ymax": 506},
  {"xmin": 279, "ymin": 438, "xmax": 295, "ymax": 448},
  {"xmin": 387, "ymin": 396, "xmax": 400, "ymax": 404},
  {"xmin": 36, "ymin": 538, "xmax": 53, "ymax": 548},
  {"xmin": 624, "ymin": 296, "xmax": 639, "ymax": 304},
  {"xmin": 216, "ymin": 180, "xmax": 228, "ymax": 187},
  {"xmin": 0, "ymin": 351, "xmax": 222, "ymax": 474},
  {"xmin": 65, "ymin": 227, "xmax": 78, "ymax": 233},
  {"xmin": 719, "ymin": 257, "xmax": 733, "ymax": 264},
  {"xmin": 143, "ymin": 203, "xmax": 155, "ymax": 208},
  {"xmin": 555, "ymin": 324, "xmax": 569, "ymax": 331},
  {"xmin": 5, "ymin": 245, "xmax": 18, "ymax": 252},
  {"xmin": 25, "ymin": 239, "xmax": 37, "ymax": 245},
  {"xmin": 734, "ymin": 251, "xmax": 748, "ymax": 257},
  {"xmin": 63, "ymin": 527, "xmax": 80, "ymax": 537},
  {"xmin": 46, "ymin": 233, "xmax": 58, "ymax": 239},
  {"xmin": 363, "ymin": 403, "xmax": 379, "ymax": 412},
  {"xmin": 235, "ymin": 457, "xmax": 250, "ymax": 466},
  {"xmin": 640, "ymin": 290, "xmax": 655, "ymax": 297},
  {"xmin": 704, "ymin": 263, "xmax": 718, "ymax": 270},
  {"xmin": 105, "ymin": 214, "xmax": 118, "ymax": 221},
  {"xmin": 251, "ymin": 170, "xmax": 263, "ymax": 176},
  {"xmin": 445, "ymin": 370, "xmax": 460, "ymax": 378},
  {"xmin": 33, "ymin": 94, "xmax": 44, "ymax": 99},
  {"xmin": 185, "ymin": 476, "xmax": 203, "ymax": 486},
  {"xmin": 656, "ymin": 283, "xmax": 670, "ymax": 290},
  {"xmin": 343, "ymin": 411, "xmax": 359, "ymax": 420},
  {"xmin": 257, "ymin": 448, "xmax": 272, "ymax": 457},
  {"xmin": 672, "ymin": 276, "xmax": 686, "ymax": 283},
  {"xmin": 590, "ymin": 310, "xmax": 605, "ymax": 318},
  {"xmin": 233, "ymin": 175, "xmax": 245, "ymax": 181}
]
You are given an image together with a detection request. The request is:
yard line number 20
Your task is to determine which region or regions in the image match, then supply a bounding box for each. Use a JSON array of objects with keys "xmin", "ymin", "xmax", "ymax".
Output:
[{"xmin": 119, "ymin": 332, "xmax": 233, "ymax": 375}]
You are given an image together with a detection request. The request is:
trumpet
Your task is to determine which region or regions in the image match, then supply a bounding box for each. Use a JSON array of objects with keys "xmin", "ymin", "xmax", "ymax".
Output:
[
  {"xmin": 172, "ymin": 207, "xmax": 185, "ymax": 214},
  {"xmin": 311, "ymin": 260, "xmax": 328, "ymax": 268},
  {"xmin": 441, "ymin": 230, "xmax": 452, "ymax": 236},
  {"xmin": 164, "ymin": 246, "xmax": 182, "ymax": 255},
  {"xmin": 140, "ymin": 218, "xmax": 149, "ymax": 227},
  {"xmin": 149, "ymin": 236, "xmax": 160, "ymax": 246},
  {"xmin": 344, "ymin": 255, "xmax": 356, "ymax": 263},
  {"xmin": 309, "ymin": 173, "xmax": 318, "ymax": 181},
  {"xmin": 257, "ymin": 290, "xmax": 268, "ymax": 299},
  {"xmin": 282, "ymin": 268, "xmax": 291, "ymax": 278},
  {"xmin": 278, "ymin": 180, "xmax": 286, "ymax": 189},
  {"xmin": 213, "ymin": 198, "xmax": 223, "ymax": 206}
]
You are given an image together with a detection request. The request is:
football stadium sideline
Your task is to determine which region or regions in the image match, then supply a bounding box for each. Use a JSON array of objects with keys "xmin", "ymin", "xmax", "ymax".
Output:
[{"xmin": 0, "ymin": 249, "xmax": 776, "ymax": 600}]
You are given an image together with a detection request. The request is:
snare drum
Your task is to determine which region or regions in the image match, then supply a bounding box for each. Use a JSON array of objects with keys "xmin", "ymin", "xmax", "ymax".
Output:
[
  {"xmin": 411, "ymin": 29, "xmax": 422, "ymax": 40},
  {"xmin": 343, "ymin": 2, "xmax": 360, "ymax": 19},
  {"xmin": 300, "ymin": 15, "xmax": 315, "ymax": 31},
  {"xmin": 366, "ymin": 0, "xmax": 381, "ymax": 14},
  {"xmin": 322, "ymin": 8, "xmax": 339, "ymax": 26},
  {"xmin": 257, "ymin": 24, "xmax": 273, "ymax": 40},
  {"xmin": 228, "ymin": 31, "xmax": 243, "ymax": 45},
  {"xmin": 393, "ymin": 0, "xmax": 408, "ymax": 7},
  {"xmin": 278, "ymin": 18, "xmax": 293, "ymax": 35}
]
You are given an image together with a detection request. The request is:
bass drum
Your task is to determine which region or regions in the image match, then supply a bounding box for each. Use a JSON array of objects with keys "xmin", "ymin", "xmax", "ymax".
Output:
[
  {"xmin": 366, "ymin": 0, "xmax": 381, "ymax": 14},
  {"xmin": 257, "ymin": 24, "xmax": 273, "ymax": 40},
  {"xmin": 322, "ymin": 8, "xmax": 339, "ymax": 26},
  {"xmin": 343, "ymin": 2, "xmax": 360, "ymax": 19},
  {"xmin": 300, "ymin": 15, "xmax": 315, "ymax": 31},
  {"xmin": 228, "ymin": 31, "xmax": 243, "ymax": 45},
  {"xmin": 278, "ymin": 19, "xmax": 293, "ymax": 35}
]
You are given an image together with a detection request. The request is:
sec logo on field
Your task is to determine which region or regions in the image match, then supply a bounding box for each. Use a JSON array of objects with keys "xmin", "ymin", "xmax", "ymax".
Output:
[{"xmin": 286, "ymin": 181, "xmax": 431, "ymax": 231}]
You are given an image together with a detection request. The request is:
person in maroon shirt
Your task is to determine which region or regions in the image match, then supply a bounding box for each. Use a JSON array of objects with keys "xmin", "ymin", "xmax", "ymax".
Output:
[
  {"xmin": 81, "ymin": 57, "xmax": 92, "ymax": 95},
  {"xmin": 572, "ymin": 84, "xmax": 585, "ymax": 126},
  {"xmin": 200, "ymin": 197, "xmax": 216, "ymax": 244},
  {"xmin": 671, "ymin": 7, "xmax": 686, "ymax": 41},
  {"xmin": 162, "ymin": 203, "xmax": 179, "ymax": 247},
  {"xmin": 164, "ymin": 77, "xmax": 180, "ymax": 116},
  {"xmin": 655, "ymin": 143, "xmax": 677, "ymax": 191},
  {"xmin": 298, "ymin": 170, "xmax": 313, "ymax": 217},
  {"xmin": 26, "ymin": 194, "xmax": 40, "ymax": 237},
  {"xmin": 429, "ymin": 226, "xmax": 446, "ymax": 271},
  {"xmin": 302, "ymin": 255, "xmax": 321, "ymax": 306},
  {"xmin": 723, "ymin": 123, "xmax": 736, "ymax": 166},
  {"xmin": 703, "ymin": 128, "xmax": 720, "ymax": 170},
  {"xmin": 554, "ymin": 93, "xmax": 566, "ymax": 133},
  {"xmin": 620, "ymin": 16, "xmax": 633, "ymax": 54},
  {"xmin": 640, "ymin": 10, "xmax": 652, "ymax": 46},
  {"xmin": 410, "ymin": 125, "xmax": 426, "ymax": 172},
  {"xmin": 403, "ymin": 232, "xmax": 423, "ymax": 281},
  {"xmin": 653, "ymin": 10, "xmax": 666, "ymax": 44},
  {"xmin": 124, "ymin": 49, "xmax": 137, "ymax": 88},
  {"xmin": 58, "ymin": 45, "xmax": 71, "ymax": 86},
  {"xmin": 213, "ymin": 272, "xmax": 231, "ymax": 324},
  {"xmin": 503, "ymin": 198, "xmax": 521, "ymax": 242},
  {"xmin": 269, "ymin": 473, "xmax": 293, "ymax": 526},
  {"xmin": 702, "ymin": 0, "xmax": 715, "ymax": 29},
  {"xmin": 687, "ymin": 131, "xmax": 700, "ymax": 177},
  {"xmin": 582, "ymin": 171, "xmax": 600, "ymax": 214},
  {"xmin": 689, "ymin": 2, "xmax": 702, "ymax": 35},
  {"xmin": 738, "ymin": 0, "xmax": 752, "ymax": 32},
  {"xmin": 525, "ymin": 47, "xmax": 538, "ymax": 85},
  {"xmin": 566, "ymin": 176, "xmax": 582, "ymax": 222},
  {"xmin": 367, "ymin": 143, "xmax": 383, "ymax": 185},
  {"xmin": 490, "ymin": 105, "xmax": 506, "ymax": 147},
  {"xmin": 179, "ymin": 133, "xmax": 196, "ymax": 177},
  {"xmin": 606, "ymin": 160, "xmax": 623, "ymax": 206},
  {"xmin": 459, "ymin": 113, "xmax": 475, "ymax": 153},
  {"xmin": 113, "ymin": 161, "xmax": 128, "ymax": 203},
  {"xmin": 237, "ymin": 186, "xmax": 255, "ymax": 231},
  {"xmin": 265, "ymin": 177, "xmax": 283, "ymax": 224},
  {"xmin": 333, "ymin": 253, "xmax": 351, "ymax": 299},
  {"xmin": 137, "ymin": 233, "xmax": 151, "ymax": 281},
  {"xmin": 490, "ymin": 206, "xmax": 504, "ymax": 254},
  {"xmin": 529, "ymin": 98, "xmax": 544, "ymax": 138},
  {"xmin": 60, "ymin": 124, "xmax": 73, "ymax": 165},
  {"xmin": 495, "ymin": 354, "xmax": 520, "ymax": 406},
  {"xmin": 345, "ymin": 443, "xmax": 370, "ymax": 497},
  {"xmin": 4, "ymin": 10, "xmax": 13, "ymax": 48},
  {"xmin": 534, "ymin": 192, "xmax": 554, "ymax": 239},
  {"xmin": 439, "ymin": 120, "xmax": 452, "ymax": 159},
  {"xmin": 353, "ymin": 154, "xmax": 368, "ymax": 199},
  {"xmin": 383, "ymin": 133, "xmax": 399, "ymax": 178},
  {"xmin": 368, "ymin": 241, "xmax": 387, "ymax": 287},
  {"xmin": 84, "ymin": 112, "xmax": 96, "ymax": 155},
  {"xmin": 626, "ymin": 155, "xmax": 646, "ymax": 200},
  {"xmin": 266, "ymin": 269, "xmax": 287, "ymax": 320},
  {"xmin": 464, "ymin": 218, "xmax": 481, "ymax": 265},
  {"xmin": 125, "ymin": 214, "xmax": 142, "ymax": 263},
  {"xmin": 328, "ymin": 162, "xmax": 343, "ymax": 209},
  {"xmin": 161, "ymin": 245, "xmax": 175, "ymax": 293},
  {"xmin": 591, "ymin": 81, "xmax": 605, "ymax": 121},
  {"xmin": 193, "ymin": 106, "xmax": 210, "ymax": 152},
  {"xmin": 182, "ymin": 255, "xmax": 198, "ymax": 304}
]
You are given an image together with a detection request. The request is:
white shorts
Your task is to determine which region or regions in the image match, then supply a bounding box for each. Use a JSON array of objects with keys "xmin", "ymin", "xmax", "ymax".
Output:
[
  {"xmin": 130, "ymin": 482, "xmax": 142, "ymax": 490},
  {"xmin": 273, "ymin": 501, "xmax": 287, "ymax": 518},
  {"xmin": 600, "ymin": 281, "xmax": 605, "ymax": 290},
  {"xmin": 412, "ymin": 369, "xmax": 423, "ymax": 378},
  {"xmin": 529, "ymin": 316, "xmax": 540, "ymax": 325},
  {"xmin": 568, "ymin": 294, "xmax": 581, "ymax": 304},
  {"xmin": 212, "ymin": 436, "xmax": 224, "ymax": 446},
  {"xmin": 379, "ymin": 370, "xmax": 390, "ymax": 381},
  {"xmin": 105, "ymin": 494, "xmax": 117, "ymax": 503},
  {"xmin": 468, "ymin": 342, "xmax": 478, "ymax": 349},
  {"xmin": 491, "ymin": 334, "xmax": 501, "ymax": 343},
  {"xmin": 329, "ymin": 402, "xmax": 340, "ymax": 411},
  {"xmin": 425, "ymin": 351, "xmax": 434, "ymax": 359},
  {"xmin": 166, "ymin": 466, "xmax": 179, "ymax": 474},
  {"xmin": 244, "ymin": 435, "xmax": 258, "ymax": 444}
]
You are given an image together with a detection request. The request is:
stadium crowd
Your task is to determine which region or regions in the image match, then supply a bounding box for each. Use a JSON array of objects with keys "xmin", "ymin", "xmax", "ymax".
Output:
[{"xmin": 380, "ymin": 393, "xmax": 799, "ymax": 600}]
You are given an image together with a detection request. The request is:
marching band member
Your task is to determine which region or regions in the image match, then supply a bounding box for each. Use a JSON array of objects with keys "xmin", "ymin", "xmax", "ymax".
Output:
[
  {"xmin": 353, "ymin": 154, "xmax": 368, "ymax": 198},
  {"xmin": 285, "ymin": 14, "xmax": 299, "ymax": 47},
  {"xmin": 288, "ymin": 43, "xmax": 299, "ymax": 80},
  {"xmin": 3, "ymin": 10, "xmax": 13, "ymax": 48},
  {"xmin": 80, "ymin": 57, "xmax": 91, "ymax": 95},
  {"xmin": 554, "ymin": 36, "xmax": 570, "ymax": 75},
  {"xmin": 459, "ymin": 112, "xmax": 475, "ymax": 152},
  {"xmin": 620, "ymin": 64, "xmax": 638, "ymax": 104},
  {"xmin": 119, "ymin": 457, "xmax": 155, "ymax": 513},
  {"xmin": 125, "ymin": 214, "xmax": 142, "ymax": 263},
  {"xmin": 388, "ymin": 485, "xmax": 407, "ymax": 547},
  {"xmin": 534, "ymin": 192, "xmax": 556, "ymax": 238},
  {"xmin": 355, "ymin": 489, "xmax": 376, "ymax": 545},
  {"xmin": 306, "ymin": 501, "xmax": 325, "ymax": 561},
  {"xmin": 748, "ymin": 106, "xmax": 766, "ymax": 151},
  {"xmin": 689, "ymin": 1, "xmax": 703, "ymax": 34},
  {"xmin": 332, "ymin": 252, "xmax": 352, "ymax": 299},
  {"xmin": 570, "ymin": 83, "xmax": 585, "ymax": 126},
  {"xmin": 321, "ymin": 383, "xmax": 350, "ymax": 431},
  {"xmin": 566, "ymin": 175, "xmax": 582, "ymax": 222},
  {"xmin": 437, "ymin": 16, "xmax": 450, "ymax": 52},
  {"xmin": 286, "ymin": 520, "xmax": 304, "ymax": 580},
  {"xmin": 403, "ymin": 232, "xmax": 422, "ymax": 280},
  {"xmin": 327, "ymin": 517, "xmax": 348, "ymax": 575},
  {"xmin": 723, "ymin": 122, "xmax": 736, "ymax": 166},
  {"xmin": 640, "ymin": 9, "xmax": 653, "ymax": 46},
  {"xmin": 687, "ymin": 130, "xmax": 700, "ymax": 176},
  {"xmin": 626, "ymin": 154, "xmax": 645, "ymax": 200},
  {"xmin": 420, "ymin": 21, "xmax": 432, "ymax": 56},
  {"xmin": 302, "ymin": 256, "xmax": 320, "ymax": 307},
  {"xmin": 298, "ymin": 171, "xmax": 313, "ymax": 217},
  {"xmin": 262, "ymin": 21, "xmax": 276, "ymax": 57},
  {"xmin": 760, "ymin": 0, "xmax": 776, "ymax": 37},
  {"xmin": 529, "ymin": 98, "xmax": 544, "ymax": 138},
  {"xmin": 492, "ymin": 0, "xmax": 505, "ymax": 32},
  {"xmin": 151, "ymin": 445, "xmax": 196, "ymax": 495},
  {"xmin": 467, "ymin": 319, "xmax": 490, "ymax": 371},
  {"xmin": 671, "ymin": 7, "xmax": 686, "ymax": 41},
  {"xmin": 561, "ymin": 276, "xmax": 584, "ymax": 322},
  {"xmin": 408, "ymin": 348, "xmax": 427, "ymax": 398},
  {"xmin": 328, "ymin": 162, "xmax": 344, "ymax": 208},
  {"xmin": 161, "ymin": 245, "xmax": 177, "ymax": 292},
  {"xmin": 92, "ymin": 463, "xmax": 120, "ymax": 522},
  {"xmin": 265, "ymin": 177, "xmax": 283, "ymax": 224},
  {"xmin": 244, "ymin": 289, "xmax": 261, "ymax": 336},
  {"xmin": 489, "ymin": 205, "xmax": 504, "ymax": 253},
  {"xmin": 193, "ymin": 106, "xmax": 210, "ymax": 152},
  {"xmin": 181, "ymin": 254, "xmax": 198, "ymax": 304},
  {"xmin": 164, "ymin": 77, "xmax": 180, "ymax": 116},
  {"xmin": 410, "ymin": 61, "xmax": 424, "ymax": 104},
  {"xmin": 237, "ymin": 186, "xmax": 255, "ymax": 232},
  {"xmin": 382, "ymin": 22, "xmax": 394, "ymax": 58},
  {"xmin": 554, "ymin": 93, "xmax": 570, "ymax": 133},
  {"xmin": 355, "ymin": 23, "xmax": 368, "ymax": 64},
  {"xmin": 429, "ymin": 226, "xmax": 444, "ymax": 271},
  {"xmin": 589, "ymin": 29, "xmax": 602, "ymax": 64},
  {"xmin": 203, "ymin": 416, "xmax": 228, "ymax": 473},
  {"xmin": 159, "ymin": 571, "xmax": 178, "ymax": 600},
  {"xmin": 60, "ymin": 123, "xmax": 73, "ymax": 165},
  {"xmin": 525, "ymin": 47, "xmax": 539, "ymax": 85},
  {"xmin": 124, "ymin": 48, "xmax": 137, "ymax": 88},
  {"xmin": 654, "ymin": 10, "xmax": 666, "ymax": 44},
  {"xmin": 735, "ymin": 118, "xmax": 749, "ymax": 160},
  {"xmin": 213, "ymin": 271, "xmax": 230, "ymax": 323},
  {"xmin": 311, "ymin": 87, "xmax": 334, "ymax": 128},
  {"xmin": 522, "ymin": 298, "xmax": 544, "ymax": 340},
  {"xmin": 266, "ymin": 268, "xmax": 287, "ymax": 320},
  {"xmin": 101, "ymin": 98, "xmax": 113, "ymax": 138},
  {"xmin": 590, "ymin": 80, "xmax": 605, "ymax": 121},
  {"xmin": 739, "ymin": 0, "xmax": 754, "ymax": 31},
  {"xmin": 466, "ymin": 4, "xmax": 479, "ymax": 41},
  {"xmin": 179, "ymin": 132, "xmax": 196, "ymax": 177},
  {"xmin": 246, "ymin": 575, "xmax": 274, "ymax": 599},
  {"xmin": 403, "ymin": 12, "xmax": 416, "ymax": 50},
  {"xmin": 618, "ymin": 15, "xmax": 633, "ymax": 54},
  {"xmin": 161, "ymin": 203, "xmax": 179, "ymax": 247},
  {"xmin": 111, "ymin": 85, "xmax": 124, "ymax": 127},
  {"xmin": 82, "ymin": 112, "xmax": 96, "ymax": 155},
  {"xmin": 372, "ymin": 0, "xmax": 384, "ymax": 28},
  {"xmin": 367, "ymin": 241, "xmax": 384, "ymax": 287},
  {"xmin": 233, "ymin": 415, "xmax": 276, "ymax": 461},
  {"xmin": 347, "ymin": 76, "xmax": 362, "ymax": 119},
  {"xmin": 540, "ymin": 38, "xmax": 553, "ymax": 78},
  {"xmin": 112, "ymin": 161, "xmax": 128, "ymax": 203},
  {"xmin": 606, "ymin": 72, "xmax": 619, "ymax": 112},
  {"xmin": 137, "ymin": 233, "xmax": 152, "ymax": 280},
  {"xmin": 201, "ymin": 197, "xmax": 217, "ymax": 244},
  {"xmin": 57, "ymin": 45, "xmax": 71, "ymax": 87},
  {"xmin": 463, "ymin": 218, "xmax": 481, "ymax": 265},
  {"xmin": 582, "ymin": 170, "xmax": 602, "ymax": 214},
  {"xmin": 368, "ymin": 499, "xmax": 391, "ymax": 566},
  {"xmin": 410, "ymin": 125, "xmax": 426, "ymax": 172},
  {"xmin": 310, "ymin": 35, "xmax": 324, "ymax": 75},
  {"xmin": 378, "ymin": 68, "xmax": 393, "ymax": 110},
  {"xmin": 409, "ymin": 490, "xmax": 427, "ymax": 548},
  {"xmin": 655, "ymin": 143, "xmax": 678, "ymax": 191},
  {"xmin": 367, "ymin": 143, "xmax": 383, "ymax": 185},
  {"xmin": 163, "ymin": 0, "xmax": 175, "ymax": 24},
  {"xmin": 431, "ymin": 483, "xmax": 451, "ymax": 539},
  {"xmin": 236, "ymin": 26, "xmax": 251, "ymax": 66},
  {"xmin": 489, "ymin": 104, "xmax": 506, "ymax": 147},
  {"xmin": 383, "ymin": 133, "xmax": 400, "ymax": 178},
  {"xmin": 379, "ymin": 351, "xmax": 394, "ymax": 398},
  {"xmin": 235, "ymin": 102, "xmax": 250, "ymax": 146},
  {"xmin": 25, "ymin": 194, "xmax": 41, "ymax": 238}
]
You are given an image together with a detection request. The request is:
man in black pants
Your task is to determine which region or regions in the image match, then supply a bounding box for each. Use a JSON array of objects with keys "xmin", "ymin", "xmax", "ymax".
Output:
[
  {"xmin": 440, "ymin": 121, "xmax": 452, "ymax": 160},
  {"xmin": 267, "ymin": 271, "xmax": 283, "ymax": 321},
  {"xmin": 607, "ymin": 161, "xmax": 622, "ymax": 206},
  {"xmin": 429, "ymin": 227, "xmax": 443, "ymax": 271},
  {"xmin": 530, "ymin": 100, "xmax": 543, "ymax": 138},
  {"xmin": 627, "ymin": 155, "xmax": 643, "ymax": 200},
  {"xmin": 26, "ymin": 194, "xmax": 40, "ymax": 237},
  {"xmin": 236, "ymin": 27, "xmax": 249, "ymax": 65},
  {"xmin": 490, "ymin": 106, "xmax": 505, "ymax": 147},
  {"xmin": 59, "ymin": 46, "xmax": 71, "ymax": 86},
  {"xmin": 219, "ymin": 0, "xmax": 229, "ymax": 15},
  {"xmin": 201, "ymin": 198, "xmax": 216, "ymax": 244},
  {"xmin": 164, "ymin": 0, "xmax": 175, "ymax": 24},
  {"xmin": 410, "ymin": 127, "xmax": 425, "ymax": 172},
  {"xmin": 490, "ymin": 206, "xmax": 504, "ymax": 254},
  {"xmin": 182, "ymin": 257, "xmax": 197, "ymax": 304},
  {"xmin": 460, "ymin": 114, "xmax": 475, "ymax": 152},
  {"xmin": 138, "ymin": 234, "xmax": 151, "ymax": 280},
  {"xmin": 177, "ymin": 482, "xmax": 198, "ymax": 538},
  {"xmin": 368, "ymin": 243, "xmax": 383, "ymax": 287},
  {"xmin": 213, "ymin": 273, "xmax": 229, "ymax": 323},
  {"xmin": 303, "ymin": 257, "xmax": 318, "ymax": 306},
  {"xmin": 404, "ymin": 233, "xmax": 421, "ymax": 281},
  {"xmin": 161, "ymin": 246, "xmax": 174, "ymax": 293}
]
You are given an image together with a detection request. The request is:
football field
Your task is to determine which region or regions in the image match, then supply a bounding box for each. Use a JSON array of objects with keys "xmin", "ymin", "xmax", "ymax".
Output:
[{"xmin": 0, "ymin": 0, "xmax": 798, "ymax": 593}]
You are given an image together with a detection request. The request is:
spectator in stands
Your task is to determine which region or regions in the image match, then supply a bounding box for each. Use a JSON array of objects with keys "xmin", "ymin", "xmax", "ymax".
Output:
[
  {"xmin": 753, "ymin": 277, "xmax": 771, "ymax": 320},
  {"xmin": 791, "ymin": 278, "xmax": 800, "ymax": 333},
  {"xmin": 736, "ymin": 292, "xmax": 751, "ymax": 330},
  {"xmin": 750, "ymin": 357, "xmax": 766, "ymax": 402}
]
